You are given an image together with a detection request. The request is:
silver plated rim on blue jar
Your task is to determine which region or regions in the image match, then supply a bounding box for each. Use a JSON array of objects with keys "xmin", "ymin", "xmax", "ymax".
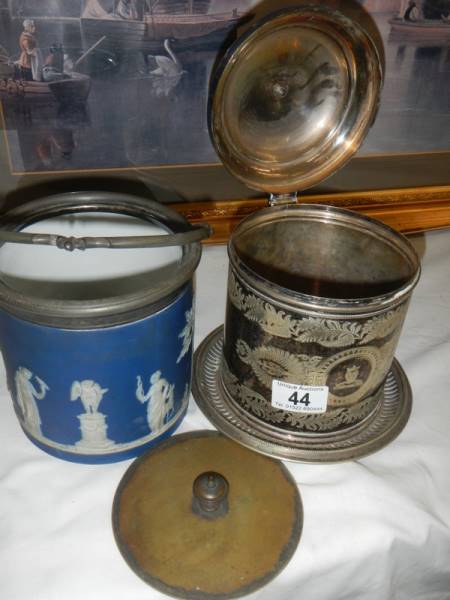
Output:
[
  {"xmin": 0, "ymin": 191, "xmax": 207, "ymax": 462},
  {"xmin": 0, "ymin": 191, "xmax": 206, "ymax": 328}
]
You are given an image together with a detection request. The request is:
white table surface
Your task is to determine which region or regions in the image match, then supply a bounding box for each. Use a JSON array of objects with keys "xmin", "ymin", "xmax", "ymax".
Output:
[{"xmin": 1, "ymin": 229, "xmax": 450, "ymax": 600}]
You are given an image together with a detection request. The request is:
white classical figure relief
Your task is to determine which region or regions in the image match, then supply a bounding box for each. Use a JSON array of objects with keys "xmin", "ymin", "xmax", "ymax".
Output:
[
  {"xmin": 177, "ymin": 307, "xmax": 194, "ymax": 364},
  {"xmin": 14, "ymin": 367, "xmax": 49, "ymax": 436},
  {"xmin": 136, "ymin": 370, "xmax": 175, "ymax": 433},
  {"xmin": 70, "ymin": 379, "xmax": 115, "ymax": 449},
  {"xmin": 70, "ymin": 380, "xmax": 108, "ymax": 414}
]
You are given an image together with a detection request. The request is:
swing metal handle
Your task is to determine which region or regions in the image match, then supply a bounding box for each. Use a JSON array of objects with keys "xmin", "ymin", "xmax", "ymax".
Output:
[{"xmin": 0, "ymin": 224, "xmax": 212, "ymax": 251}]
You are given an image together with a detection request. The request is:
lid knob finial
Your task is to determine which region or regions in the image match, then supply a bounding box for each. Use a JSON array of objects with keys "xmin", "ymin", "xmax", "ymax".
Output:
[{"xmin": 192, "ymin": 471, "xmax": 229, "ymax": 519}]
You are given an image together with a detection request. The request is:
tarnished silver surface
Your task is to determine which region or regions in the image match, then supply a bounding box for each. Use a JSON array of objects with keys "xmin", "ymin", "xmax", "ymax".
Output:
[
  {"xmin": 221, "ymin": 204, "xmax": 419, "ymax": 436},
  {"xmin": 228, "ymin": 204, "xmax": 420, "ymax": 315},
  {"xmin": 210, "ymin": 6, "xmax": 382, "ymax": 193},
  {"xmin": 112, "ymin": 430, "xmax": 303, "ymax": 598},
  {"xmin": 0, "ymin": 224, "xmax": 211, "ymax": 251},
  {"xmin": 0, "ymin": 192, "xmax": 203, "ymax": 328},
  {"xmin": 202, "ymin": 10, "xmax": 417, "ymax": 454},
  {"xmin": 192, "ymin": 327, "xmax": 412, "ymax": 463},
  {"xmin": 192, "ymin": 471, "xmax": 229, "ymax": 520}
]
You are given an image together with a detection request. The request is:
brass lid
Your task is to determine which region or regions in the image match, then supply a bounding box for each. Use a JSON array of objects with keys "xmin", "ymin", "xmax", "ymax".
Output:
[
  {"xmin": 210, "ymin": 7, "xmax": 382, "ymax": 194},
  {"xmin": 112, "ymin": 431, "xmax": 302, "ymax": 599}
]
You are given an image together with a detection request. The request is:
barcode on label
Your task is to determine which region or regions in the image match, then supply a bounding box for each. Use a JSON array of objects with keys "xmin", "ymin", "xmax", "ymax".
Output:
[{"xmin": 271, "ymin": 379, "xmax": 328, "ymax": 413}]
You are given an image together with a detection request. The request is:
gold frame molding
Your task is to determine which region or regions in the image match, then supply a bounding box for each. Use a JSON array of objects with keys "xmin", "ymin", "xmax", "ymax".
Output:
[{"xmin": 172, "ymin": 185, "xmax": 450, "ymax": 244}]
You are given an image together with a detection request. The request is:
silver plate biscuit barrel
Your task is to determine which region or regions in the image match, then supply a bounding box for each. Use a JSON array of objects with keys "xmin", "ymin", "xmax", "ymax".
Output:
[
  {"xmin": 222, "ymin": 203, "xmax": 419, "ymax": 436},
  {"xmin": 193, "ymin": 7, "xmax": 420, "ymax": 460}
]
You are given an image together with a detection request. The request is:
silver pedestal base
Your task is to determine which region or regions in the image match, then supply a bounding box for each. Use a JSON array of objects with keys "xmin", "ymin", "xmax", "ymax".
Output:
[{"xmin": 192, "ymin": 326, "xmax": 412, "ymax": 463}]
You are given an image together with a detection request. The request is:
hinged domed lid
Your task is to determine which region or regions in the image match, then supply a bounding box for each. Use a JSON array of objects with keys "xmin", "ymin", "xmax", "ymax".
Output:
[
  {"xmin": 210, "ymin": 6, "xmax": 382, "ymax": 194},
  {"xmin": 113, "ymin": 430, "xmax": 302, "ymax": 599}
]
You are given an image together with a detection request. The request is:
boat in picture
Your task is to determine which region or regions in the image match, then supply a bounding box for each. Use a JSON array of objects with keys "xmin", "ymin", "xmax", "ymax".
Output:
[
  {"xmin": 150, "ymin": 0, "xmax": 212, "ymax": 14},
  {"xmin": 0, "ymin": 72, "xmax": 91, "ymax": 102},
  {"xmin": 81, "ymin": 0, "xmax": 250, "ymax": 51},
  {"xmin": 0, "ymin": 42, "xmax": 91, "ymax": 103}
]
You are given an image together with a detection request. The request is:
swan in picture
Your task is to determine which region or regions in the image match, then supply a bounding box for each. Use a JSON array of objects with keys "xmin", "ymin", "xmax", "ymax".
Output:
[{"xmin": 148, "ymin": 39, "xmax": 183, "ymax": 78}]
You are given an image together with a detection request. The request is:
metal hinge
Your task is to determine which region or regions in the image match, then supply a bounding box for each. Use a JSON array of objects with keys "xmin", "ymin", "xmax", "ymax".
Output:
[{"xmin": 269, "ymin": 192, "xmax": 298, "ymax": 207}]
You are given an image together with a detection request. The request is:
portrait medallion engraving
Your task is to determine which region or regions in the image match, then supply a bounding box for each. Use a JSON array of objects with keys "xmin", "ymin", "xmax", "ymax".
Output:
[{"xmin": 223, "ymin": 272, "xmax": 407, "ymax": 432}]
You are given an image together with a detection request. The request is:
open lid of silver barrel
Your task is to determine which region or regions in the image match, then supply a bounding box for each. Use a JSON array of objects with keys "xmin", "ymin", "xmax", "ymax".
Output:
[{"xmin": 209, "ymin": 5, "xmax": 382, "ymax": 196}]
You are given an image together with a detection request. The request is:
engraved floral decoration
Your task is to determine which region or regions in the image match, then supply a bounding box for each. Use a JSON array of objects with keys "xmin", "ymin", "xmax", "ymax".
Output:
[
  {"xmin": 221, "ymin": 359, "xmax": 379, "ymax": 433},
  {"xmin": 236, "ymin": 339, "xmax": 321, "ymax": 389},
  {"xmin": 228, "ymin": 272, "xmax": 407, "ymax": 348},
  {"xmin": 224, "ymin": 271, "xmax": 404, "ymax": 430},
  {"xmin": 290, "ymin": 317, "xmax": 363, "ymax": 347},
  {"xmin": 244, "ymin": 296, "xmax": 293, "ymax": 338}
]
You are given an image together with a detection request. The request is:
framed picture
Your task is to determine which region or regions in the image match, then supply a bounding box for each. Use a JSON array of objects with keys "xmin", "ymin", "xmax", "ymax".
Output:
[{"xmin": 1, "ymin": 0, "xmax": 450, "ymax": 238}]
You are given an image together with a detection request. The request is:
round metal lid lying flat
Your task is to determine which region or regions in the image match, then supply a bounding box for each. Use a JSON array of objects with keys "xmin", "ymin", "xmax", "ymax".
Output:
[
  {"xmin": 210, "ymin": 7, "xmax": 382, "ymax": 194},
  {"xmin": 112, "ymin": 430, "xmax": 302, "ymax": 599}
]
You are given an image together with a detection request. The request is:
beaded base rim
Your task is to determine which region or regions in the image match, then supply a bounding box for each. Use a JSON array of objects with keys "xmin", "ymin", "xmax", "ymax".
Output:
[{"xmin": 192, "ymin": 326, "xmax": 412, "ymax": 463}]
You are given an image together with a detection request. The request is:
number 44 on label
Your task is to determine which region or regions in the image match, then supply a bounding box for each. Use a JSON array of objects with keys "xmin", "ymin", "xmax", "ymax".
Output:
[{"xmin": 271, "ymin": 379, "xmax": 328, "ymax": 414}]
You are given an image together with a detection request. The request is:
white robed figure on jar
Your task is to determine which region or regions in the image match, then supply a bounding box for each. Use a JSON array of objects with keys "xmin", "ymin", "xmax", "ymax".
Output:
[
  {"xmin": 136, "ymin": 370, "xmax": 174, "ymax": 433},
  {"xmin": 14, "ymin": 366, "xmax": 49, "ymax": 436}
]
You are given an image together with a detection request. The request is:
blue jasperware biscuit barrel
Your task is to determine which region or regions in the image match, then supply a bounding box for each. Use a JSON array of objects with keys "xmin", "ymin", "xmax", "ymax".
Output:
[{"xmin": 0, "ymin": 192, "xmax": 209, "ymax": 463}]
